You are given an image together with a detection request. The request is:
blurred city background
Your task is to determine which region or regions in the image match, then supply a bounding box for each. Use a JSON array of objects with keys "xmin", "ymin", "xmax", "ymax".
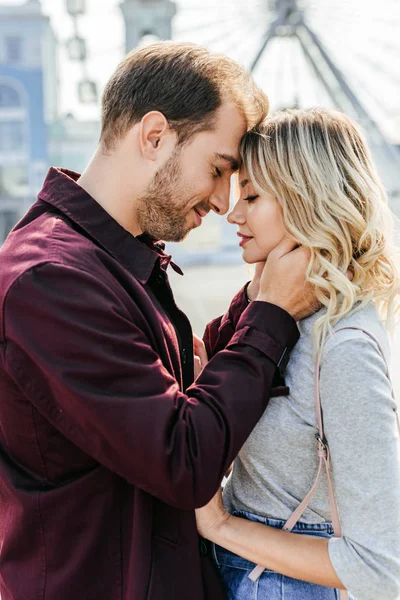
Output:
[{"xmin": 0, "ymin": 0, "xmax": 400, "ymax": 392}]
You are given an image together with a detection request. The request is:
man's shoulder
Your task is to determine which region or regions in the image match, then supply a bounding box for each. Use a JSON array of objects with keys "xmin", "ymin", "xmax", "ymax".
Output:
[{"xmin": 0, "ymin": 206, "xmax": 106, "ymax": 298}]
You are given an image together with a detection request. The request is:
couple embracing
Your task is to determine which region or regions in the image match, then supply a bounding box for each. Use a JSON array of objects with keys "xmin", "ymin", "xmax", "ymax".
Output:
[{"xmin": 0, "ymin": 42, "xmax": 398, "ymax": 600}]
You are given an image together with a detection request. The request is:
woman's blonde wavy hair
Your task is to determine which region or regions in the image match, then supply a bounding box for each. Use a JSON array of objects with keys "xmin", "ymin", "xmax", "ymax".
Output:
[{"xmin": 240, "ymin": 107, "xmax": 400, "ymax": 358}]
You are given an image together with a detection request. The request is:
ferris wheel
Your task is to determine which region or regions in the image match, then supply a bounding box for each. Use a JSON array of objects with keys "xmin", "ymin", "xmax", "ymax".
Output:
[{"xmin": 173, "ymin": 0, "xmax": 400, "ymax": 198}]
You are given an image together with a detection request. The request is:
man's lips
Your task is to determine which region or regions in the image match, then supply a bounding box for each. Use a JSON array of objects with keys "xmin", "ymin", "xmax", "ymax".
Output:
[
  {"xmin": 193, "ymin": 207, "xmax": 208, "ymax": 227},
  {"xmin": 237, "ymin": 232, "xmax": 253, "ymax": 247}
]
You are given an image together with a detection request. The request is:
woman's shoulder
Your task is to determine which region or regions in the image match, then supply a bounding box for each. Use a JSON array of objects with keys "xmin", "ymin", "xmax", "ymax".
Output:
[{"xmin": 323, "ymin": 302, "xmax": 391, "ymax": 364}]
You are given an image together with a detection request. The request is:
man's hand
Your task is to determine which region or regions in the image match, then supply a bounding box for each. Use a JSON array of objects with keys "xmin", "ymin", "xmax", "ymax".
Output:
[
  {"xmin": 193, "ymin": 333, "xmax": 208, "ymax": 378},
  {"xmin": 257, "ymin": 238, "xmax": 316, "ymax": 321}
]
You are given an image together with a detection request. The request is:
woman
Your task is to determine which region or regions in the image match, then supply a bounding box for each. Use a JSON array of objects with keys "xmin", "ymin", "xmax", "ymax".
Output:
[{"xmin": 196, "ymin": 108, "xmax": 400, "ymax": 600}]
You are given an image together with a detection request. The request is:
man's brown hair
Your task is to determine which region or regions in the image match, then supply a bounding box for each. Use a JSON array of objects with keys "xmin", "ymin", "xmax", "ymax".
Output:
[{"xmin": 100, "ymin": 41, "xmax": 269, "ymax": 151}]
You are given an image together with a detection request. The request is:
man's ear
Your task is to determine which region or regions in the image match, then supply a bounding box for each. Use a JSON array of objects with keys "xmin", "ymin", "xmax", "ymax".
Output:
[{"xmin": 139, "ymin": 111, "xmax": 176, "ymax": 161}]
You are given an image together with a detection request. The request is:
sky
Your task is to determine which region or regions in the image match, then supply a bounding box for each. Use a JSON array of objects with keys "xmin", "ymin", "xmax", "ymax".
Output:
[
  {"xmin": 4, "ymin": 0, "xmax": 260, "ymax": 120},
  {"xmin": 2, "ymin": 0, "xmax": 400, "ymax": 145}
]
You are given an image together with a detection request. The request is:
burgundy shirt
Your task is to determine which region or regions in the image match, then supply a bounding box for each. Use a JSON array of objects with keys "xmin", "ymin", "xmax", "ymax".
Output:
[{"xmin": 0, "ymin": 168, "xmax": 299, "ymax": 600}]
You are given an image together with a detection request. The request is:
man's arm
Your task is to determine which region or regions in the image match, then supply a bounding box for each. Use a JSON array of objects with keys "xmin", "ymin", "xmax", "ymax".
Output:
[
  {"xmin": 204, "ymin": 237, "xmax": 314, "ymax": 359},
  {"xmin": 203, "ymin": 284, "xmax": 250, "ymax": 359},
  {"xmin": 4, "ymin": 261, "xmax": 298, "ymax": 511}
]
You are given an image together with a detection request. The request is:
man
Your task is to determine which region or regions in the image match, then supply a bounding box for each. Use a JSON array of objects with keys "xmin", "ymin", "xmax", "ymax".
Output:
[{"xmin": 0, "ymin": 42, "xmax": 313, "ymax": 599}]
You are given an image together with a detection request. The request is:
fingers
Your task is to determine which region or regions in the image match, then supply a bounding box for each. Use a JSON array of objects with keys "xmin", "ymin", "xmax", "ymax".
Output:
[
  {"xmin": 194, "ymin": 356, "xmax": 202, "ymax": 379},
  {"xmin": 268, "ymin": 236, "xmax": 299, "ymax": 259},
  {"xmin": 193, "ymin": 333, "xmax": 208, "ymax": 368},
  {"xmin": 289, "ymin": 245, "xmax": 311, "ymax": 270},
  {"xmin": 258, "ymin": 239, "xmax": 314, "ymax": 319}
]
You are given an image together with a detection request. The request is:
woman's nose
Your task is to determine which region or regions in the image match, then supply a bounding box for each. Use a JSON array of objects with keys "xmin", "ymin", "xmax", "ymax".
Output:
[{"xmin": 227, "ymin": 199, "xmax": 246, "ymax": 225}]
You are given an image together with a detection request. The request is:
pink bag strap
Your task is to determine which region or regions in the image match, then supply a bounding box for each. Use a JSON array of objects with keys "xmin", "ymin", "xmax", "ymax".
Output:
[{"xmin": 249, "ymin": 326, "xmax": 398, "ymax": 599}]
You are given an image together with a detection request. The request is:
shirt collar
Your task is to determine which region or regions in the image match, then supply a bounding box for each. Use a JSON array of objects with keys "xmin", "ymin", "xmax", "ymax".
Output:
[{"xmin": 37, "ymin": 167, "xmax": 183, "ymax": 283}]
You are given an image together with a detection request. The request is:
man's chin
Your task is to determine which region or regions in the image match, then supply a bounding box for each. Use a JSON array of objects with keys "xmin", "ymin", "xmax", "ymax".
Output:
[{"xmin": 162, "ymin": 228, "xmax": 193, "ymax": 243}]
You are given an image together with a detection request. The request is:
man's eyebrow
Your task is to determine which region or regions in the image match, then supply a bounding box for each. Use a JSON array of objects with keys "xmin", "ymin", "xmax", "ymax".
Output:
[
  {"xmin": 240, "ymin": 178, "xmax": 249, "ymax": 188},
  {"xmin": 214, "ymin": 153, "xmax": 240, "ymax": 172}
]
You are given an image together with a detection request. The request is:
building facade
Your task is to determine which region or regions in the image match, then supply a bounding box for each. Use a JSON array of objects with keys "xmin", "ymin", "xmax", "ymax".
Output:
[{"xmin": 0, "ymin": 0, "xmax": 57, "ymax": 241}]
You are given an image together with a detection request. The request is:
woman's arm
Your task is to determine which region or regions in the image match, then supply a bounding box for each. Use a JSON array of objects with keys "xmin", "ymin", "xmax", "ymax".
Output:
[
  {"xmin": 197, "ymin": 331, "xmax": 400, "ymax": 600},
  {"xmin": 319, "ymin": 333, "xmax": 400, "ymax": 600},
  {"xmin": 196, "ymin": 489, "xmax": 345, "ymax": 589}
]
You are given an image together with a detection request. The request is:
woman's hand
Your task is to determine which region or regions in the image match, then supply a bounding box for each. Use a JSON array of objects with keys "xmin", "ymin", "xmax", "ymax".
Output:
[
  {"xmin": 195, "ymin": 487, "xmax": 231, "ymax": 541},
  {"xmin": 193, "ymin": 333, "xmax": 208, "ymax": 378}
]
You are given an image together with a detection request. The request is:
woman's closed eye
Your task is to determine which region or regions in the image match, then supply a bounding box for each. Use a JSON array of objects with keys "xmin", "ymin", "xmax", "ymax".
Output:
[{"xmin": 243, "ymin": 195, "xmax": 259, "ymax": 203}]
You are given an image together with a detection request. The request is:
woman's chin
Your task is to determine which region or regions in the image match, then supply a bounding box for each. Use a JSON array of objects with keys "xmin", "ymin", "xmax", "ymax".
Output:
[{"xmin": 241, "ymin": 249, "xmax": 268, "ymax": 264}]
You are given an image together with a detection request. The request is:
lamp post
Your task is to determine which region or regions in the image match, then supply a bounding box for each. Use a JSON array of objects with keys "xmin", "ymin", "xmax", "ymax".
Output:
[
  {"xmin": 120, "ymin": 0, "xmax": 176, "ymax": 53},
  {"xmin": 66, "ymin": 0, "xmax": 86, "ymax": 16},
  {"xmin": 64, "ymin": 0, "xmax": 98, "ymax": 104}
]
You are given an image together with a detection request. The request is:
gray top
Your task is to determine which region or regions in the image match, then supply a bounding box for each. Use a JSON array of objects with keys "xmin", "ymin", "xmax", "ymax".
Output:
[{"xmin": 224, "ymin": 303, "xmax": 400, "ymax": 600}]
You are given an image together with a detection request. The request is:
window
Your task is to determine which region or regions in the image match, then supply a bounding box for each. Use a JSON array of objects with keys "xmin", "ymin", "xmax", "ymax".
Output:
[
  {"xmin": 0, "ymin": 210, "xmax": 19, "ymax": 242},
  {"xmin": 0, "ymin": 121, "xmax": 26, "ymax": 152},
  {"xmin": 5, "ymin": 37, "xmax": 23, "ymax": 64},
  {"xmin": 0, "ymin": 165, "xmax": 29, "ymax": 198},
  {"xmin": 0, "ymin": 84, "xmax": 22, "ymax": 108}
]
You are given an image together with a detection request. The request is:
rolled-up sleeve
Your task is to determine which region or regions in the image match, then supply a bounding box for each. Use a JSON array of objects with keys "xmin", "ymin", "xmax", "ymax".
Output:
[
  {"xmin": 4, "ymin": 263, "xmax": 299, "ymax": 510},
  {"xmin": 320, "ymin": 335, "xmax": 400, "ymax": 600}
]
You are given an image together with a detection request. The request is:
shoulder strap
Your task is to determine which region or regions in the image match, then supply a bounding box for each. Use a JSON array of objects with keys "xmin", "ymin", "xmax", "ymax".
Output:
[{"xmin": 249, "ymin": 326, "xmax": 398, "ymax": 594}]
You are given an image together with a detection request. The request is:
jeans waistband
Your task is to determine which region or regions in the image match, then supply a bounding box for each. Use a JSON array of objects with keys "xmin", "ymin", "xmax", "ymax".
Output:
[{"xmin": 231, "ymin": 510, "xmax": 335, "ymax": 535}]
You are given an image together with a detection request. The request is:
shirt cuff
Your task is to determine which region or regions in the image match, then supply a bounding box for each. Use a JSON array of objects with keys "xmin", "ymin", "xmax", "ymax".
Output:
[{"xmin": 227, "ymin": 301, "xmax": 299, "ymax": 368}]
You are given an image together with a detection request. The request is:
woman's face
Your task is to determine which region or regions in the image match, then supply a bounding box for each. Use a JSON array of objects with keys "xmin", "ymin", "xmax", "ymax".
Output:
[{"xmin": 228, "ymin": 169, "xmax": 287, "ymax": 263}]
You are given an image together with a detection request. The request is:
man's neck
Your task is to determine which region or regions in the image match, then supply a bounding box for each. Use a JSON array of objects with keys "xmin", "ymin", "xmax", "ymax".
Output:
[{"xmin": 78, "ymin": 148, "xmax": 144, "ymax": 237}]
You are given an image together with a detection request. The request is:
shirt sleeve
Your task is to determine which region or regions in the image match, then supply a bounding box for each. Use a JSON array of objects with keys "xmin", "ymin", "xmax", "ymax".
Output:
[
  {"xmin": 320, "ymin": 335, "xmax": 400, "ymax": 600},
  {"xmin": 203, "ymin": 284, "xmax": 250, "ymax": 358},
  {"xmin": 4, "ymin": 262, "xmax": 298, "ymax": 511}
]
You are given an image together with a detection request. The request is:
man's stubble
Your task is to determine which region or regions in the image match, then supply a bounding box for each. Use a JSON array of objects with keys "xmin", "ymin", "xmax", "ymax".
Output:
[{"xmin": 136, "ymin": 148, "xmax": 196, "ymax": 243}]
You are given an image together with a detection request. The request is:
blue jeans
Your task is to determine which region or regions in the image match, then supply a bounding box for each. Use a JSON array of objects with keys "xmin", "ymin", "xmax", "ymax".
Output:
[{"xmin": 212, "ymin": 511, "xmax": 344, "ymax": 600}]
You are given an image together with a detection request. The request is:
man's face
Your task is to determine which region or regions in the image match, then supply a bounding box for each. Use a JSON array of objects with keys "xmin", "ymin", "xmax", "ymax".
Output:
[{"xmin": 136, "ymin": 103, "xmax": 247, "ymax": 242}]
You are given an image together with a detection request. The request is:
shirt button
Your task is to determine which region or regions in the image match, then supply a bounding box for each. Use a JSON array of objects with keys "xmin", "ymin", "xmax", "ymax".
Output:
[
  {"xmin": 181, "ymin": 348, "xmax": 187, "ymax": 365},
  {"xmin": 199, "ymin": 538, "xmax": 208, "ymax": 556}
]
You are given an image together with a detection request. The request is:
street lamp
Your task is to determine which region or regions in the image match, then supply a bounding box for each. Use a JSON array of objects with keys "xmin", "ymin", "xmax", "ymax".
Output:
[
  {"xmin": 78, "ymin": 79, "xmax": 98, "ymax": 104},
  {"xmin": 66, "ymin": 0, "xmax": 86, "ymax": 16},
  {"xmin": 66, "ymin": 36, "xmax": 87, "ymax": 60}
]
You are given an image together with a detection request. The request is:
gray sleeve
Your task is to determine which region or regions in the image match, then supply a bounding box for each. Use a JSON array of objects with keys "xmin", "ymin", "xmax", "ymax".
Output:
[{"xmin": 320, "ymin": 335, "xmax": 400, "ymax": 600}]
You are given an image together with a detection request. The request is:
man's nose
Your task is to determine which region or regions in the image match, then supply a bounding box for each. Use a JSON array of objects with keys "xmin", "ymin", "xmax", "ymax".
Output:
[{"xmin": 209, "ymin": 179, "xmax": 231, "ymax": 216}]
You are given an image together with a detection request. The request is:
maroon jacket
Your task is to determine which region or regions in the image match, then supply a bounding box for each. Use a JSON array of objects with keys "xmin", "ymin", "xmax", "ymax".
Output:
[{"xmin": 0, "ymin": 168, "xmax": 299, "ymax": 600}]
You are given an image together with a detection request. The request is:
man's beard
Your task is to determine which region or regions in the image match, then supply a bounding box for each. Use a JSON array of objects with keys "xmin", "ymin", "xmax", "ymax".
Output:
[{"xmin": 136, "ymin": 148, "xmax": 199, "ymax": 242}]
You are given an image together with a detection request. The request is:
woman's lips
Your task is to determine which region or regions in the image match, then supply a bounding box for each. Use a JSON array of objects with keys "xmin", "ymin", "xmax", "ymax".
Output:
[{"xmin": 237, "ymin": 232, "xmax": 253, "ymax": 247}]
